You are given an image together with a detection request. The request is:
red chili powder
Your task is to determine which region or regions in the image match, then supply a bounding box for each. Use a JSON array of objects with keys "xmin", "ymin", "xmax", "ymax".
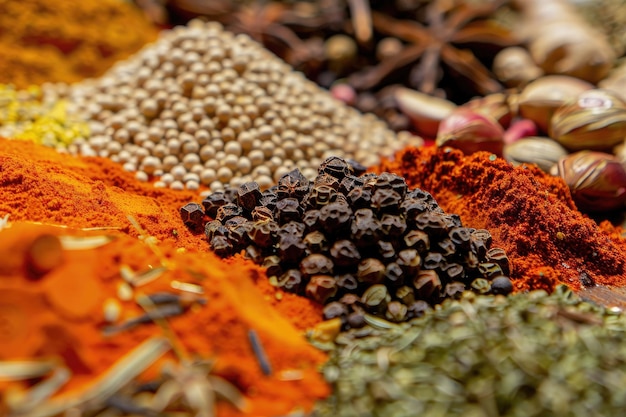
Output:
[{"xmin": 376, "ymin": 146, "xmax": 626, "ymax": 292}]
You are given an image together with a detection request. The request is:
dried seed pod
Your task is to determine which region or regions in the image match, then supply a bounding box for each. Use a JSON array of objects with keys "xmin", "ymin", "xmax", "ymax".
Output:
[
  {"xmin": 486, "ymin": 247, "xmax": 510, "ymax": 275},
  {"xmin": 356, "ymin": 258, "xmax": 386, "ymax": 285},
  {"xmin": 436, "ymin": 109, "xmax": 505, "ymax": 156},
  {"xmin": 251, "ymin": 206, "xmax": 274, "ymax": 222},
  {"xmin": 503, "ymin": 136, "xmax": 568, "ymax": 172},
  {"xmin": 403, "ymin": 229, "xmax": 430, "ymax": 253},
  {"xmin": 550, "ymin": 89, "xmax": 626, "ymax": 151},
  {"xmin": 247, "ymin": 220, "xmax": 279, "ymax": 248},
  {"xmin": 306, "ymin": 275, "xmax": 338, "ymax": 304},
  {"xmin": 413, "ymin": 270, "xmax": 442, "ymax": 300},
  {"xmin": 323, "ymin": 301, "xmax": 349, "ymax": 320},
  {"xmin": 275, "ymin": 197, "xmax": 303, "ymax": 224},
  {"xmin": 394, "ymin": 87, "xmax": 457, "ymax": 137},
  {"xmin": 202, "ymin": 191, "xmax": 232, "ymax": 218},
  {"xmin": 490, "ymin": 275, "xmax": 514, "ymax": 295},
  {"xmin": 278, "ymin": 269, "xmax": 304, "ymax": 293},
  {"xmin": 518, "ymin": 75, "xmax": 593, "ymax": 133},
  {"xmin": 380, "ymin": 214, "xmax": 407, "ymax": 237},
  {"xmin": 216, "ymin": 203, "xmax": 243, "ymax": 223},
  {"xmin": 385, "ymin": 301, "xmax": 408, "ymax": 322},
  {"xmin": 396, "ymin": 249, "xmax": 421, "ymax": 277},
  {"xmin": 180, "ymin": 202, "xmax": 205, "ymax": 230},
  {"xmin": 303, "ymin": 231, "xmax": 328, "ymax": 253},
  {"xmin": 237, "ymin": 181, "xmax": 262, "ymax": 212},
  {"xmin": 553, "ymin": 150, "xmax": 626, "ymax": 212},
  {"xmin": 300, "ymin": 254, "xmax": 334, "ymax": 277},
  {"xmin": 330, "ymin": 240, "xmax": 361, "ymax": 267}
]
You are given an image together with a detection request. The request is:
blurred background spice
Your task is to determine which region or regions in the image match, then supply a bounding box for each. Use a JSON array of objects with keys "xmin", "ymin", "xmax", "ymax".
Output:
[{"xmin": 0, "ymin": 0, "xmax": 158, "ymax": 88}]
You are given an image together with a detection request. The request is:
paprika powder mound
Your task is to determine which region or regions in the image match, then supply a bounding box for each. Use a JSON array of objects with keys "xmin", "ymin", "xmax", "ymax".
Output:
[
  {"xmin": 376, "ymin": 146, "xmax": 626, "ymax": 292},
  {"xmin": 0, "ymin": 0, "xmax": 158, "ymax": 87},
  {"xmin": 0, "ymin": 136, "xmax": 322, "ymax": 327},
  {"xmin": 0, "ymin": 221, "xmax": 329, "ymax": 416}
]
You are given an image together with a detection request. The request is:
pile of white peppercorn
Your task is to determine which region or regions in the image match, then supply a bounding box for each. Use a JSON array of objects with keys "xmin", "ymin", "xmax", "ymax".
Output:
[{"xmin": 43, "ymin": 19, "xmax": 419, "ymax": 191}]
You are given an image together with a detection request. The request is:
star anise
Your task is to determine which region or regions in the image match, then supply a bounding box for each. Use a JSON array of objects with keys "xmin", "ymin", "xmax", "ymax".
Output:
[{"xmin": 349, "ymin": 0, "xmax": 517, "ymax": 99}]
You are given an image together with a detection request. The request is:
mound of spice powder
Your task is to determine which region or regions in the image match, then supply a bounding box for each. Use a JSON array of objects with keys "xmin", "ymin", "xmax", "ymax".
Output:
[
  {"xmin": 0, "ymin": 137, "xmax": 323, "ymax": 329},
  {"xmin": 0, "ymin": 222, "xmax": 329, "ymax": 417},
  {"xmin": 0, "ymin": 0, "xmax": 158, "ymax": 87},
  {"xmin": 376, "ymin": 146, "xmax": 626, "ymax": 292}
]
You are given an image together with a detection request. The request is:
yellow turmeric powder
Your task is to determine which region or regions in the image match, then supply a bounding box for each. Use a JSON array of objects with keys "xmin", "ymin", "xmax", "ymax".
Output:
[{"xmin": 0, "ymin": 0, "xmax": 158, "ymax": 87}]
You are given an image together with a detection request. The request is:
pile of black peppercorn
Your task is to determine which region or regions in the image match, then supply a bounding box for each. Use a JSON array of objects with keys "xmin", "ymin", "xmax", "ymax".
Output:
[{"xmin": 180, "ymin": 156, "xmax": 513, "ymax": 329}]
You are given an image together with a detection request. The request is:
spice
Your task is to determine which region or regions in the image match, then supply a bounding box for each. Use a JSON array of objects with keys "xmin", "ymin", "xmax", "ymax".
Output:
[
  {"xmin": 190, "ymin": 156, "xmax": 513, "ymax": 329},
  {"xmin": 0, "ymin": 0, "xmax": 157, "ymax": 88},
  {"xmin": 314, "ymin": 286, "xmax": 626, "ymax": 416},
  {"xmin": 44, "ymin": 19, "xmax": 419, "ymax": 191},
  {"xmin": 0, "ymin": 219, "xmax": 329, "ymax": 416},
  {"xmin": 376, "ymin": 146, "xmax": 626, "ymax": 292}
]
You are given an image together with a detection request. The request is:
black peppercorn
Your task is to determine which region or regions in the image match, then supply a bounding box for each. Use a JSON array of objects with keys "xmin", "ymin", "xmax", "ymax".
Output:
[
  {"xmin": 407, "ymin": 299, "xmax": 431, "ymax": 319},
  {"xmin": 202, "ymin": 192, "xmax": 231, "ymax": 218},
  {"xmin": 384, "ymin": 262, "xmax": 404, "ymax": 286},
  {"xmin": 263, "ymin": 255, "xmax": 282, "ymax": 278},
  {"xmin": 278, "ymin": 221, "xmax": 305, "ymax": 239},
  {"xmin": 414, "ymin": 211, "xmax": 449, "ymax": 236},
  {"xmin": 356, "ymin": 258, "xmax": 386, "ymax": 284},
  {"xmin": 444, "ymin": 263, "xmax": 465, "ymax": 281},
  {"xmin": 422, "ymin": 252, "xmax": 446, "ymax": 271},
  {"xmin": 478, "ymin": 262, "xmax": 503, "ymax": 279},
  {"xmin": 395, "ymin": 285, "xmax": 415, "ymax": 305},
  {"xmin": 319, "ymin": 201, "xmax": 352, "ymax": 234},
  {"xmin": 380, "ymin": 214, "xmax": 407, "ymax": 237},
  {"xmin": 413, "ymin": 270, "xmax": 442, "ymax": 300},
  {"xmin": 330, "ymin": 240, "xmax": 361, "ymax": 267},
  {"xmin": 346, "ymin": 310, "xmax": 366, "ymax": 329},
  {"xmin": 347, "ymin": 186, "xmax": 372, "ymax": 209},
  {"xmin": 403, "ymin": 230, "xmax": 430, "ymax": 253},
  {"xmin": 305, "ymin": 184, "xmax": 338, "ymax": 209},
  {"xmin": 278, "ymin": 269, "xmax": 304, "ymax": 293},
  {"xmin": 319, "ymin": 156, "xmax": 353, "ymax": 180},
  {"xmin": 237, "ymin": 181, "xmax": 262, "ymax": 212},
  {"xmin": 470, "ymin": 229, "xmax": 492, "ymax": 258},
  {"xmin": 339, "ymin": 175, "xmax": 365, "ymax": 195},
  {"xmin": 486, "ymin": 247, "xmax": 510, "ymax": 275},
  {"xmin": 180, "ymin": 202, "xmax": 205, "ymax": 230},
  {"xmin": 443, "ymin": 281, "xmax": 466, "ymax": 298},
  {"xmin": 302, "ymin": 209, "xmax": 322, "ymax": 231},
  {"xmin": 375, "ymin": 173, "xmax": 407, "ymax": 198},
  {"xmin": 251, "ymin": 206, "xmax": 274, "ymax": 222},
  {"xmin": 210, "ymin": 235, "xmax": 234, "ymax": 257},
  {"xmin": 371, "ymin": 189, "xmax": 402, "ymax": 213},
  {"xmin": 490, "ymin": 275, "xmax": 513, "ymax": 295},
  {"xmin": 259, "ymin": 190, "xmax": 278, "ymax": 211},
  {"xmin": 314, "ymin": 173, "xmax": 341, "ymax": 190},
  {"xmin": 275, "ymin": 198, "xmax": 303, "ymax": 225},
  {"xmin": 351, "ymin": 208, "xmax": 381, "ymax": 245},
  {"xmin": 323, "ymin": 301, "xmax": 349, "ymax": 320},
  {"xmin": 377, "ymin": 240, "xmax": 396, "ymax": 262},
  {"xmin": 244, "ymin": 245, "xmax": 263, "ymax": 263},
  {"xmin": 278, "ymin": 234, "xmax": 307, "ymax": 264},
  {"xmin": 277, "ymin": 168, "xmax": 310, "ymax": 201},
  {"xmin": 396, "ymin": 249, "xmax": 421, "ymax": 277},
  {"xmin": 437, "ymin": 237, "xmax": 457, "ymax": 257},
  {"xmin": 303, "ymin": 231, "xmax": 328, "ymax": 253},
  {"xmin": 216, "ymin": 203, "xmax": 243, "ymax": 223},
  {"xmin": 336, "ymin": 274, "xmax": 359, "ymax": 293},
  {"xmin": 247, "ymin": 220, "xmax": 279, "ymax": 248},
  {"xmin": 205, "ymin": 220, "xmax": 228, "ymax": 240},
  {"xmin": 306, "ymin": 275, "xmax": 338, "ymax": 304},
  {"xmin": 300, "ymin": 254, "xmax": 334, "ymax": 277},
  {"xmin": 449, "ymin": 227, "xmax": 472, "ymax": 250}
]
